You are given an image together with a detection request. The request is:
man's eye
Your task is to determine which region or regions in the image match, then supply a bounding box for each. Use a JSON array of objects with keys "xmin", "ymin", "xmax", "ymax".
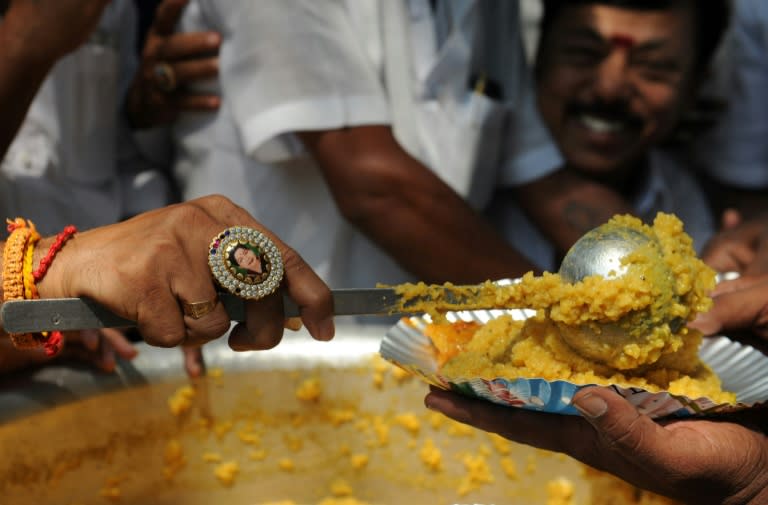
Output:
[
  {"xmin": 633, "ymin": 60, "xmax": 681, "ymax": 83},
  {"xmin": 559, "ymin": 45, "xmax": 605, "ymax": 65}
]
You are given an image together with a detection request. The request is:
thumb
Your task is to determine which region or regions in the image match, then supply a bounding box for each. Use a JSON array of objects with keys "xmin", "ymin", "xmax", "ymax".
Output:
[
  {"xmin": 572, "ymin": 387, "xmax": 671, "ymax": 462},
  {"xmin": 720, "ymin": 208, "xmax": 742, "ymax": 230}
]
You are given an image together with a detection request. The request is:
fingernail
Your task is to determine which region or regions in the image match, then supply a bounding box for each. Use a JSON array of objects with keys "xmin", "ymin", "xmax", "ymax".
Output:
[
  {"xmin": 317, "ymin": 317, "xmax": 335, "ymax": 341},
  {"xmin": 207, "ymin": 33, "xmax": 221, "ymax": 45},
  {"xmin": 573, "ymin": 393, "xmax": 608, "ymax": 419},
  {"xmin": 284, "ymin": 317, "xmax": 303, "ymax": 332}
]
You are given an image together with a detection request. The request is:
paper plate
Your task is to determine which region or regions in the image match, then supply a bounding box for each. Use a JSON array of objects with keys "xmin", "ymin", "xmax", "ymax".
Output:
[{"xmin": 379, "ymin": 307, "xmax": 768, "ymax": 419}]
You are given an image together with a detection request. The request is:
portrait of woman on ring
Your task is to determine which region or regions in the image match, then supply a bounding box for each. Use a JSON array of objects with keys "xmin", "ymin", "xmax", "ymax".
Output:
[{"xmin": 227, "ymin": 243, "xmax": 269, "ymax": 284}]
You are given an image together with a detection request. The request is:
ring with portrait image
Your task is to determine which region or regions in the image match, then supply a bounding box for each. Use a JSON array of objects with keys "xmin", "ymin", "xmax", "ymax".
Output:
[
  {"xmin": 208, "ymin": 227, "xmax": 284, "ymax": 300},
  {"xmin": 153, "ymin": 61, "xmax": 177, "ymax": 92}
]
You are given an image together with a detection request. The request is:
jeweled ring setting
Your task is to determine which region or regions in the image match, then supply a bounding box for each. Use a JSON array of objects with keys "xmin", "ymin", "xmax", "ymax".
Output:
[
  {"xmin": 208, "ymin": 227, "xmax": 284, "ymax": 300},
  {"xmin": 153, "ymin": 61, "xmax": 177, "ymax": 92}
]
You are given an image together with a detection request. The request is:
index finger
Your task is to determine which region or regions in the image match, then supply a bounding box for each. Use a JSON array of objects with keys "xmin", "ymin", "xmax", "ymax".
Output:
[
  {"xmin": 691, "ymin": 280, "xmax": 768, "ymax": 335},
  {"xmin": 156, "ymin": 32, "xmax": 221, "ymax": 61},
  {"xmin": 280, "ymin": 246, "xmax": 334, "ymax": 342},
  {"xmin": 151, "ymin": 0, "xmax": 189, "ymax": 36}
]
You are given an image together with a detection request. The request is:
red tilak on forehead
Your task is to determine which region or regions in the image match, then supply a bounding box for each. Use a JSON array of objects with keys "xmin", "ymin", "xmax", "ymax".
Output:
[{"xmin": 609, "ymin": 33, "xmax": 636, "ymax": 49}]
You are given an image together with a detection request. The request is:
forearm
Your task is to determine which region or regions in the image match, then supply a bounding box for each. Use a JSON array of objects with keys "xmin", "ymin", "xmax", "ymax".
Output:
[
  {"xmin": 514, "ymin": 168, "xmax": 633, "ymax": 258},
  {"xmin": 301, "ymin": 127, "xmax": 536, "ymax": 284},
  {"xmin": 0, "ymin": 10, "xmax": 57, "ymax": 160}
]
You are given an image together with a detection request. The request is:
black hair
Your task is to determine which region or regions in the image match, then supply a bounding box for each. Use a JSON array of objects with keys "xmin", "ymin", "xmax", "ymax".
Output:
[{"xmin": 539, "ymin": 0, "xmax": 730, "ymax": 74}]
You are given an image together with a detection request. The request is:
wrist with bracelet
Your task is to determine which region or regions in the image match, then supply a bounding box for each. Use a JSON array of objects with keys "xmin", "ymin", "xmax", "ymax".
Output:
[{"xmin": 1, "ymin": 219, "xmax": 76, "ymax": 355}]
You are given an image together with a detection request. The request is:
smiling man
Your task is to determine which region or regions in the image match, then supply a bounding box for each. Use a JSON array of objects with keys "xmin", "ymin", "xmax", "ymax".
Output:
[{"xmin": 487, "ymin": 0, "xmax": 729, "ymax": 272}]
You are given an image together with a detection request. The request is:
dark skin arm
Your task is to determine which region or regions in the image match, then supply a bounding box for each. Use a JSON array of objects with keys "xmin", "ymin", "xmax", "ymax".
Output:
[
  {"xmin": 0, "ymin": 0, "xmax": 110, "ymax": 161},
  {"xmin": 513, "ymin": 167, "xmax": 633, "ymax": 260},
  {"xmin": 426, "ymin": 386, "xmax": 768, "ymax": 505},
  {"xmin": 126, "ymin": 0, "xmax": 221, "ymax": 129},
  {"xmin": 298, "ymin": 125, "xmax": 537, "ymax": 284}
]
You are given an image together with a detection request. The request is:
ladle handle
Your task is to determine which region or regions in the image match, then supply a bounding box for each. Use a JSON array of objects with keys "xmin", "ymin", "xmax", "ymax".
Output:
[{"xmin": 0, "ymin": 288, "xmax": 406, "ymax": 333}]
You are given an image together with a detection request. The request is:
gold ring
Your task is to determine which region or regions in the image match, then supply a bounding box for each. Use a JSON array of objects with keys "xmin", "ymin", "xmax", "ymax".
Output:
[
  {"xmin": 182, "ymin": 296, "xmax": 219, "ymax": 320},
  {"xmin": 153, "ymin": 62, "xmax": 177, "ymax": 92},
  {"xmin": 208, "ymin": 227, "xmax": 284, "ymax": 300}
]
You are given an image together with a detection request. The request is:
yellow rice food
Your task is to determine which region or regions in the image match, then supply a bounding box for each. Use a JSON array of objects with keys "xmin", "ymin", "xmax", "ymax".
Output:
[{"xmin": 400, "ymin": 213, "xmax": 733, "ymax": 402}]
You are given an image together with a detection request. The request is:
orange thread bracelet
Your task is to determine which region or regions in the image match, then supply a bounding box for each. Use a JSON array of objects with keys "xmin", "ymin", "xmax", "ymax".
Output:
[{"xmin": 3, "ymin": 218, "xmax": 42, "ymax": 348}]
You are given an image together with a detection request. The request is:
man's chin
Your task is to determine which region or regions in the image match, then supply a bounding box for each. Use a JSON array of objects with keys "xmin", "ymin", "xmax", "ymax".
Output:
[{"xmin": 565, "ymin": 152, "xmax": 624, "ymax": 177}]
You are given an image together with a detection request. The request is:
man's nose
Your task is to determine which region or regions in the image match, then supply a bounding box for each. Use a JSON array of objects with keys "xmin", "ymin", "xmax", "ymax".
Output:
[{"xmin": 593, "ymin": 52, "xmax": 632, "ymax": 102}]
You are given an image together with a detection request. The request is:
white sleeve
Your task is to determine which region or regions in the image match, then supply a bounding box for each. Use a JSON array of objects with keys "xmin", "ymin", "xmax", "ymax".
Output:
[
  {"xmin": 699, "ymin": 0, "xmax": 768, "ymax": 188},
  {"xmin": 488, "ymin": 2, "xmax": 562, "ymax": 187},
  {"xmin": 199, "ymin": 0, "xmax": 390, "ymax": 160},
  {"xmin": 498, "ymin": 71, "xmax": 563, "ymax": 186}
]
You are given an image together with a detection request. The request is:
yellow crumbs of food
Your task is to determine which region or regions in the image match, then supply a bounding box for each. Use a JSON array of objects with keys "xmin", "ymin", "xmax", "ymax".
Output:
[
  {"xmin": 249, "ymin": 449, "xmax": 268, "ymax": 461},
  {"xmin": 329, "ymin": 478, "xmax": 354, "ymax": 497},
  {"xmin": 203, "ymin": 452, "xmax": 223, "ymax": 463},
  {"xmin": 278, "ymin": 458, "xmax": 295, "ymax": 472},
  {"xmin": 213, "ymin": 461, "xmax": 240, "ymax": 486},
  {"xmin": 316, "ymin": 498, "xmax": 372, "ymax": 505},
  {"xmin": 499, "ymin": 457, "xmax": 518, "ymax": 480},
  {"xmin": 393, "ymin": 212, "xmax": 716, "ymax": 371},
  {"xmin": 162, "ymin": 439, "xmax": 186, "ymax": 481},
  {"xmin": 457, "ymin": 452, "xmax": 494, "ymax": 496},
  {"xmin": 414, "ymin": 213, "xmax": 735, "ymax": 403},
  {"xmin": 350, "ymin": 453, "xmax": 369, "ymax": 470},
  {"xmin": 393, "ymin": 413, "xmax": 421, "ymax": 435},
  {"xmin": 295, "ymin": 377, "xmax": 322, "ymax": 402},
  {"xmin": 546, "ymin": 477, "xmax": 576, "ymax": 505},
  {"xmin": 585, "ymin": 467, "xmax": 680, "ymax": 505},
  {"xmin": 167, "ymin": 385, "xmax": 196, "ymax": 417},
  {"xmin": 418, "ymin": 438, "xmax": 443, "ymax": 472}
]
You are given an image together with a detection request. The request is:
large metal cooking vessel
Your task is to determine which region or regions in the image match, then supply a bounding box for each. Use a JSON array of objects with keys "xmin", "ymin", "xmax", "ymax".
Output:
[{"xmin": 0, "ymin": 324, "xmax": 587, "ymax": 504}]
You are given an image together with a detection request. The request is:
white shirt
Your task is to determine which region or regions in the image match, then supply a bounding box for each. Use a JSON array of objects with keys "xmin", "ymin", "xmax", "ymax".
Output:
[
  {"xmin": 696, "ymin": 0, "xmax": 768, "ymax": 188},
  {"xmin": 0, "ymin": 1, "xmax": 170, "ymax": 235},
  {"xmin": 487, "ymin": 149, "xmax": 716, "ymax": 272},
  {"xmin": 175, "ymin": 0, "xmax": 561, "ymax": 287}
]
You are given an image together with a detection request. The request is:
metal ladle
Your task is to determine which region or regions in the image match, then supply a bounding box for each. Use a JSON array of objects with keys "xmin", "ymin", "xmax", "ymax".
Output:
[{"xmin": 556, "ymin": 222, "xmax": 681, "ymax": 369}]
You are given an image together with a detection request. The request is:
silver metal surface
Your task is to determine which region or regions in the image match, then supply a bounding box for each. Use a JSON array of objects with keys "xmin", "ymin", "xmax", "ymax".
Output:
[
  {"xmin": 0, "ymin": 289, "xmax": 404, "ymax": 333},
  {"xmin": 557, "ymin": 222, "xmax": 681, "ymax": 366},
  {"xmin": 0, "ymin": 323, "xmax": 386, "ymax": 423},
  {"xmin": 558, "ymin": 225, "xmax": 655, "ymax": 283}
]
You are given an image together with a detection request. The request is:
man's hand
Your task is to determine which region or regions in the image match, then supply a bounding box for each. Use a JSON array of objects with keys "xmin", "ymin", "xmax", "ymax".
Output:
[
  {"xmin": 0, "ymin": 328, "xmax": 137, "ymax": 375},
  {"xmin": 425, "ymin": 387, "xmax": 768, "ymax": 505},
  {"xmin": 513, "ymin": 168, "xmax": 634, "ymax": 260},
  {"xmin": 690, "ymin": 274, "xmax": 768, "ymax": 338},
  {"xmin": 702, "ymin": 210, "xmax": 768, "ymax": 275},
  {"xmin": 127, "ymin": 0, "xmax": 220, "ymax": 128},
  {"xmin": 36, "ymin": 195, "xmax": 335, "ymax": 351}
]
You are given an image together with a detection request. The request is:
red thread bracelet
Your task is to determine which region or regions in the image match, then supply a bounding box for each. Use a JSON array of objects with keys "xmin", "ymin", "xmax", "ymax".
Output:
[
  {"xmin": 33, "ymin": 225, "xmax": 77, "ymax": 282},
  {"xmin": 32, "ymin": 225, "xmax": 76, "ymax": 356}
]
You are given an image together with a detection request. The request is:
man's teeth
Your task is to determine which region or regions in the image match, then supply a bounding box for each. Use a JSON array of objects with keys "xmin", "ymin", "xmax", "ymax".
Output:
[{"xmin": 580, "ymin": 114, "xmax": 624, "ymax": 133}]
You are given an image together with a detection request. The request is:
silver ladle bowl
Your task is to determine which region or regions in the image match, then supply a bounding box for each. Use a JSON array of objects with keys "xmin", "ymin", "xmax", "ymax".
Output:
[{"xmin": 556, "ymin": 223, "xmax": 681, "ymax": 369}]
